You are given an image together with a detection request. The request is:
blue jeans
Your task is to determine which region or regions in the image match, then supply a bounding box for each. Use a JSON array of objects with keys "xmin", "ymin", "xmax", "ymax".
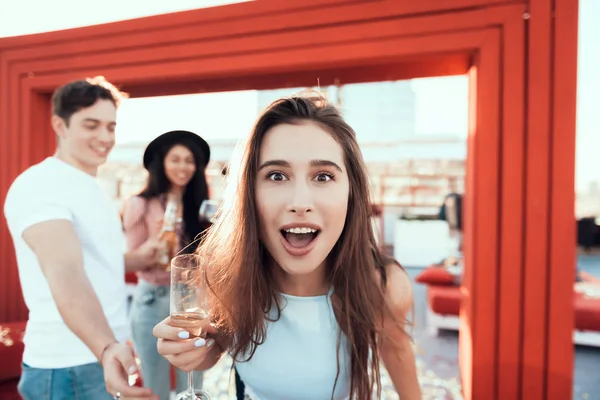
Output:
[
  {"xmin": 18, "ymin": 362, "xmax": 111, "ymax": 400},
  {"xmin": 130, "ymin": 280, "xmax": 204, "ymax": 400}
]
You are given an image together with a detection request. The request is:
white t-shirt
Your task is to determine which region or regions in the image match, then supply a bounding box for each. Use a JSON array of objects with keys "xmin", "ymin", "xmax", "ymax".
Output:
[{"xmin": 3, "ymin": 157, "xmax": 130, "ymax": 368}]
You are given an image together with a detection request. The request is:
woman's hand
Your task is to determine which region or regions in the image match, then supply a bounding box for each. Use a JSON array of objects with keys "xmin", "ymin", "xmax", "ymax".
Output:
[
  {"xmin": 153, "ymin": 316, "xmax": 222, "ymax": 372},
  {"xmin": 124, "ymin": 238, "xmax": 165, "ymax": 272}
]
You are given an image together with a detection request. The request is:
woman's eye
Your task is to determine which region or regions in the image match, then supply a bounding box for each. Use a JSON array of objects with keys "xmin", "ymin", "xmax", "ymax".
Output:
[
  {"xmin": 315, "ymin": 172, "xmax": 334, "ymax": 182},
  {"xmin": 267, "ymin": 172, "xmax": 287, "ymax": 182}
]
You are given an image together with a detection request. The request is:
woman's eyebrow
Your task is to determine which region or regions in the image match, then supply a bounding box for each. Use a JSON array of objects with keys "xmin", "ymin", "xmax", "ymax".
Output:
[{"xmin": 258, "ymin": 159, "xmax": 343, "ymax": 172}]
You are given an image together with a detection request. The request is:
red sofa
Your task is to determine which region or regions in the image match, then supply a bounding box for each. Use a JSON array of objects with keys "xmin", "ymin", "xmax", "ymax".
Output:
[
  {"xmin": 416, "ymin": 265, "xmax": 600, "ymax": 346},
  {"xmin": 0, "ymin": 321, "xmax": 26, "ymax": 399}
]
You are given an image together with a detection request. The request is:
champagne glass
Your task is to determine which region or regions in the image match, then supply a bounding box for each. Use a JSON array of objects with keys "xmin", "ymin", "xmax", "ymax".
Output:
[
  {"xmin": 199, "ymin": 199, "xmax": 219, "ymax": 223},
  {"xmin": 170, "ymin": 254, "xmax": 212, "ymax": 400}
]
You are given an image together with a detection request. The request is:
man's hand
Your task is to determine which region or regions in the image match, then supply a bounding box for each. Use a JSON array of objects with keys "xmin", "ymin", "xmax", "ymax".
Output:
[{"xmin": 102, "ymin": 342, "xmax": 158, "ymax": 400}]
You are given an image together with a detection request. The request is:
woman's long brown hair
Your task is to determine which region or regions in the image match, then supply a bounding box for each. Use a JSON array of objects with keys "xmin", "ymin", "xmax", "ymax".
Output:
[{"xmin": 201, "ymin": 92, "xmax": 399, "ymax": 399}]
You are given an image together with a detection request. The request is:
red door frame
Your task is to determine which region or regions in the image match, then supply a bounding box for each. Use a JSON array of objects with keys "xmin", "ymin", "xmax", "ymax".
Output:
[{"xmin": 0, "ymin": 1, "xmax": 578, "ymax": 398}]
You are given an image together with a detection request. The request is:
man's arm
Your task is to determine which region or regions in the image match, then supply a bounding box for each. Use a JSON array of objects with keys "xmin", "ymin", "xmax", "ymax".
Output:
[
  {"xmin": 22, "ymin": 219, "xmax": 116, "ymax": 359},
  {"xmin": 23, "ymin": 218, "xmax": 156, "ymax": 398},
  {"xmin": 4, "ymin": 173, "xmax": 155, "ymax": 398}
]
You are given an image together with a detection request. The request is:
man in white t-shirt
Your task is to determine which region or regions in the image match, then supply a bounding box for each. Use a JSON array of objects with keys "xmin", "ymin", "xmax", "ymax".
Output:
[{"xmin": 4, "ymin": 77, "xmax": 160, "ymax": 400}]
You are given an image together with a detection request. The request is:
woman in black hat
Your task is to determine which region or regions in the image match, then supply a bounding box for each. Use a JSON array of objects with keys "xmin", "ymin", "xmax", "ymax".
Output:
[{"xmin": 122, "ymin": 130, "xmax": 211, "ymax": 400}]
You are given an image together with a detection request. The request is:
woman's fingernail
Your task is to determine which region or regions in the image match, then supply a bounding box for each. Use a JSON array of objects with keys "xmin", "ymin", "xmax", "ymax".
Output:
[
  {"xmin": 206, "ymin": 339, "xmax": 215, "ymax": 348},
  {"xmin": 194, "ymin": 338, "xmax": 206, "ymax": 348},
  {"xmin": 128, "ymin": 365, "xmax": 138, "ymax": 375},
  {"xmin": 178, "ymin": 331, "xmax": 190, "ymax": 339}
]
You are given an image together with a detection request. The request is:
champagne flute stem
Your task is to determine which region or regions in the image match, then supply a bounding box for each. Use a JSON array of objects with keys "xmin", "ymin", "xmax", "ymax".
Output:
[{"xmin": 188, "ymin": 372, "xmax": 194, "ymax": 397}]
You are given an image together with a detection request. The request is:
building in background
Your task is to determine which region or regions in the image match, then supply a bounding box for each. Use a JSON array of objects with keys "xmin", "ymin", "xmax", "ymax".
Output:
[{"xmin": 256, "ymin": 80, "xmax": 417, "ymax": 143}]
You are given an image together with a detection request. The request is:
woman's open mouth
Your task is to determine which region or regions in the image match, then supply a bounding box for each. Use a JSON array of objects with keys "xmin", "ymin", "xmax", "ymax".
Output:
[{"xmin": 280, "ymin": 227, "xmax": 320, "ymax": 256}]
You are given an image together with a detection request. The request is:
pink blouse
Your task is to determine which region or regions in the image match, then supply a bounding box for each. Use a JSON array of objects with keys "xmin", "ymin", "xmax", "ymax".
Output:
[{"xmin": 122, "ymin": 195, "xmax": 177, "ymax": 286}]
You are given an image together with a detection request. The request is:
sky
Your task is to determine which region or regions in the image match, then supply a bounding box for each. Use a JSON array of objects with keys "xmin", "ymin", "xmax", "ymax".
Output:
[
  {"xmin": 110, "ymin": 76, "xmax": 469, "ymax": 143},
  {"xmin": 0, "ymin": 0, "xmax": 597, "ymax": 190}
]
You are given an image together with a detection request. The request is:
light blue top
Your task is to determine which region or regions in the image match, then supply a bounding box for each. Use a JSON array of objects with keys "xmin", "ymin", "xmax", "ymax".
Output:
[{"xmin": 233, "ymin": 289, "xmax": 351, "ymax": 400}]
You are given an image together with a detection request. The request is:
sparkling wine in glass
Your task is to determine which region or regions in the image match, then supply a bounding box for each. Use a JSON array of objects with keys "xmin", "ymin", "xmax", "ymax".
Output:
[{"xmin": 170, "ymin": 254, "xmax": 211, "ymax": 400}]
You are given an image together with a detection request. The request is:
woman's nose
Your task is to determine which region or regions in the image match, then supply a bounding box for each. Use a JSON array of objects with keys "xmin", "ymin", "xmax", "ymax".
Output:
[{"xmin": 287, "ymin": 182, "xmax": 314, "ymax": 214}]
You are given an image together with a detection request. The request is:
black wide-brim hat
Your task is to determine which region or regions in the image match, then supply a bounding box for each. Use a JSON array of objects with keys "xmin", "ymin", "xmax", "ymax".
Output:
[{"xmin": 143, "ymin": 130, "xmax": 211, "ymax": 169}]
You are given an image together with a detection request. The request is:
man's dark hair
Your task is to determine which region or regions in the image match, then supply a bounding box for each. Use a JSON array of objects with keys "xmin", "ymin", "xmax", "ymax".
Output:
[{"xmin": 51, "ymin": 76, "xmax": 128, "ymax": 125}]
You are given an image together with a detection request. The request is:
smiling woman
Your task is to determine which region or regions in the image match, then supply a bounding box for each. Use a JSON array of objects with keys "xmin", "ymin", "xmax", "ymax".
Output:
[{"xmin": 154, "ymin": 92, "xmax": 421, "ymax": 400}]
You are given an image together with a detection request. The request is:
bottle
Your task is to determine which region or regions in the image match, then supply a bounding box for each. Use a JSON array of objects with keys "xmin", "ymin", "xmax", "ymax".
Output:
[{"xmin": 157, "ymin": 199, "xmax": 179, "ymax": 270}]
